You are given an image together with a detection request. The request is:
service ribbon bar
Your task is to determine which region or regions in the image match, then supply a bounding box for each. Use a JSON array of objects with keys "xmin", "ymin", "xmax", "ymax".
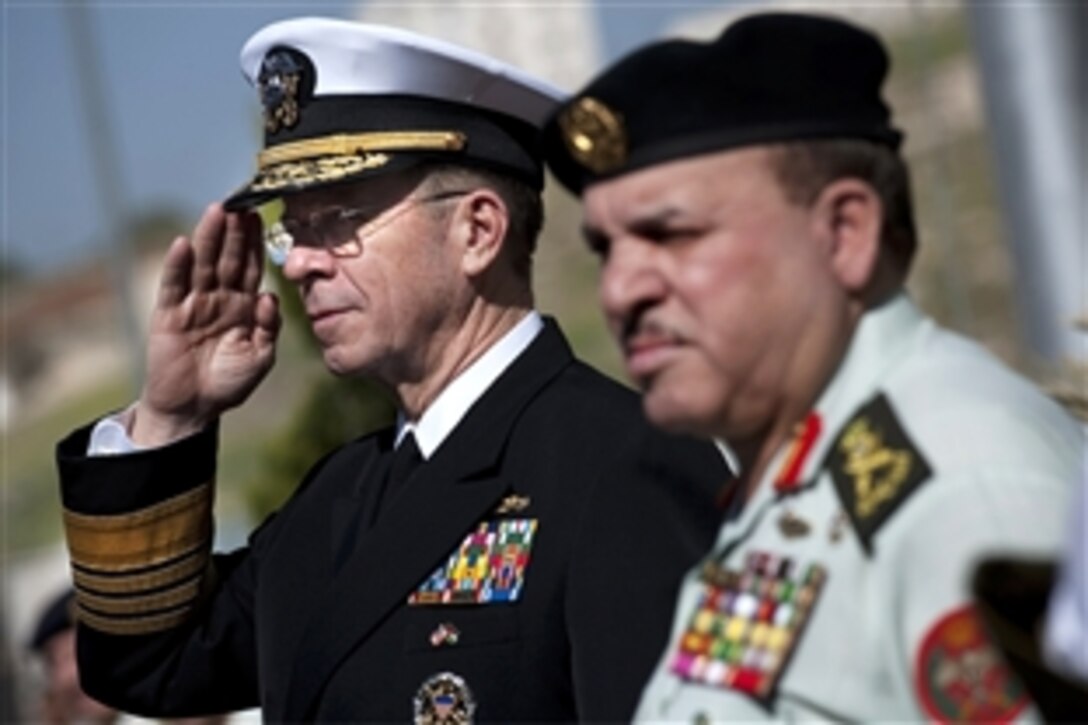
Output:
[{"xmin": 410, "ymin": 518, "xmax": 538, "ymax": 606}]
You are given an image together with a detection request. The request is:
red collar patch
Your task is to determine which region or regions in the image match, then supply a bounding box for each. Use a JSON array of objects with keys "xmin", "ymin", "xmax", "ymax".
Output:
[{"xmin": 774, "ymin": 413, "xmax": 822, "ymax": 494}]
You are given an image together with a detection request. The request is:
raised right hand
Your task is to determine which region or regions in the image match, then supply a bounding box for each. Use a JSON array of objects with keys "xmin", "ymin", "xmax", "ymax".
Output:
[{"xmin": 132, "ymin": 203, "xmax": 281, "ymax": 446}]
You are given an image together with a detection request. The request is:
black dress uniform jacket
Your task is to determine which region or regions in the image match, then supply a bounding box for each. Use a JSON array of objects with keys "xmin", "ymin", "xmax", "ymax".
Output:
[{"xmin": 57, "ymin": 320, "xmax": 728, "ymax": 722}]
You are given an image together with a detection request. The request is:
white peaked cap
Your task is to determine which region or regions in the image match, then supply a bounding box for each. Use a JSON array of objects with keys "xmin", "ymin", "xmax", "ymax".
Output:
[
  {"xmin": 239, "ymin": 17, "xmax": 564, "ymax": 128},
  {"xmin": 226, "ymin": 17, "xmax": 567, "ymax": 208}
]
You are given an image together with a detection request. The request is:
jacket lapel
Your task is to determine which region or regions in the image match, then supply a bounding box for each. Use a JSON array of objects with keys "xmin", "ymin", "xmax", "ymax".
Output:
[
  {"xmin": 284, "ymin": 320, "xmax": 573, "ymax": 719},
  {"xmin": 329, "ymin": 434, "xmax": 393, "ymax": 569}
]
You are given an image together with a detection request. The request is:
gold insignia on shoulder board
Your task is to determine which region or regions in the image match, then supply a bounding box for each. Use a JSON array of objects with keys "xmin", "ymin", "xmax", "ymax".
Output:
[
  {"xmin": 839, "ymin": 417, "xmax": 913, "ymax": 520},
  {"xmin": 826, "ymin": 393, "xmax": 932, "ymax": 553},
  {"xmin": 494, "ymin": 494, "xmax": 530, "ymax": 515},
  {"xmin": 558, "ymin": 96, "xmax": 627, "ymax": 174}
]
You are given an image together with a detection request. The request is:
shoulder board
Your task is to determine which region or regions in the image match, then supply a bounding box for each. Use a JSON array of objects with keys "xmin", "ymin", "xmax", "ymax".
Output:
[{"xmin": 825, "ymin": 393, "xmax": 932, "ymax": 554}]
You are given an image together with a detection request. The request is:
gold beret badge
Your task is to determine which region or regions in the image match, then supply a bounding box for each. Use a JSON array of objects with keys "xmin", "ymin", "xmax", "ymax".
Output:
[{"xmin": 558, "ymin": 96, "xmax": 627, "ymax": 174}]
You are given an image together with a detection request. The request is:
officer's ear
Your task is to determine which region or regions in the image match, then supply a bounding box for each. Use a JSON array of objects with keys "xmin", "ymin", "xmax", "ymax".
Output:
[
  {"xmin": 452, "ymin": 188, "xmax": 508, "ymax": 277},
  {"xmin": 810, "ymin": 178, "xmax": 883, "ymax": 294}
]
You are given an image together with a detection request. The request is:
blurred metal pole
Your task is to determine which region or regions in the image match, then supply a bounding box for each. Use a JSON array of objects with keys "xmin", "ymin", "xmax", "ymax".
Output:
[
  {"xmin": 64, "ymin": 1, "xmax": 144, "ymax": 392},
  {"xmin": 967, "ymin": 2, "xmax": 1086, "ymax": 367}
]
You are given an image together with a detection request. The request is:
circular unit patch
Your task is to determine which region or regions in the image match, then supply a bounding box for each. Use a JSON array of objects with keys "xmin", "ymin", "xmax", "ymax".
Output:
[{"xmin": 915, "ymin": 605, "xmax": 1028, "ymax": 723}]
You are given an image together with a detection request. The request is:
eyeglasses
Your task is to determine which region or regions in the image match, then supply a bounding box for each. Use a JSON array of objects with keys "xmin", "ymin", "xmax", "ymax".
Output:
[{"xmin": 264, "ymin": 190, "xmax": 470, "ymax": 266}]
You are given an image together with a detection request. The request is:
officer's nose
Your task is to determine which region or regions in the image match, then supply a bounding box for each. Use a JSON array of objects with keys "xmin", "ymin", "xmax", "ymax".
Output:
[
  {"xmin": 282, "ymin": 244, "xmax": 335, "ymax": 284},
  {"xmin": 599, "ymin": 238, "xmax": 667, "ymax": 332}
]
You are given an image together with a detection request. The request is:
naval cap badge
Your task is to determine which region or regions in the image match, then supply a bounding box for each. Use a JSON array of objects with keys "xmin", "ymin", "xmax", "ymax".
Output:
[
  {"xmin": 258, "ymin": 47, "xmax": 313, "ymax": 134},
  {"xmin": 414, "ymin": 671, "xmax": 476, "ymax": 725}
]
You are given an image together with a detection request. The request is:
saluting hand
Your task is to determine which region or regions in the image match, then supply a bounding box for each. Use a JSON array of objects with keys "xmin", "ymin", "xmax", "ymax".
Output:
[{"xmin": 132, "ymin": 203, "xmax": 281, "ymax": 446}]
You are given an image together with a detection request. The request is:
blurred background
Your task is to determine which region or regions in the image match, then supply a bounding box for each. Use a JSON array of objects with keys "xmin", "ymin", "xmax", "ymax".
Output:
[{"xmin": 2, "ymin": 0, "xmax": 1084, "ymax": 720}]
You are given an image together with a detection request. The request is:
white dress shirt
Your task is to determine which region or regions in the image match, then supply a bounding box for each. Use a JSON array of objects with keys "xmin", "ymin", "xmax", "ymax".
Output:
[{"xmin": 396, "ymin": 311, "xmax": 543, "ymax": 458}]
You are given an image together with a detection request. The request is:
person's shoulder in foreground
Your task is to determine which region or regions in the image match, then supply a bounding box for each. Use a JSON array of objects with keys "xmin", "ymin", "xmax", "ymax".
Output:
[
  {"xmin": 55, "ymin": 16, "xmax": 729, "ymax": 723},
  {"xmin": 542, "ymin": 10, "xmax": 1084, "ymax": 722}
]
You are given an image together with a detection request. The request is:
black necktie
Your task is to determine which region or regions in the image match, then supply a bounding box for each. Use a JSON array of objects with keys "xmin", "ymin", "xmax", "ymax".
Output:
[
  {"xmin": 366, "ymin": 433, "xmax": 423, "ymax": 529},
  {"xmin": 389, "ymin": 432, "xmax": 423, "ymax": 488}
]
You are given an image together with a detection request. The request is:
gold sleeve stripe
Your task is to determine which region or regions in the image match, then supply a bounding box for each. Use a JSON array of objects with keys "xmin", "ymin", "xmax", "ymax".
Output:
[
  {"xmin": 64, "ymin": 484, "xmax": 212, "ymax": 572},
  {"xmin": 75, "ymin": 575, "xmax": 203, "ymax": 617},
  {"xmin": 71, "ymin": 547, "xmax": 207, "ymax": 595},
  {"xmin": 70, "ymin": 539, "xmax": 204, "ymax": 577},
  {"xmin": 258, "ymin": 130, "xmax": 466, "ymax": 169},
  {"xmin": 68, "ymin": 519, "xmax": 211, "ymax": 572},
  {"xmin": 76, "ymin": 602, "xmax": 193, "ymax": 637},
  {"xmin": 64, "ymin": 483, "xmax": 211, "ymax": 532}
]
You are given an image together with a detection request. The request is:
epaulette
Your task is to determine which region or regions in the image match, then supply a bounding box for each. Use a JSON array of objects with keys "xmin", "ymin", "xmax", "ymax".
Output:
[{"xmin": 824, "ymin": 393, "xmax": 932, "ymax": 554}]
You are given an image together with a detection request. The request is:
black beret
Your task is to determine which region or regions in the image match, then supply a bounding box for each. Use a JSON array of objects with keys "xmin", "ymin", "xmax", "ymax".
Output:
[
  {"xmin": 29, "ymin": 589, "xmax": 76, "ymax": 653},
  {"xmin": 543, "ymin": 12, "xmax": 903, "ymax": 193}
]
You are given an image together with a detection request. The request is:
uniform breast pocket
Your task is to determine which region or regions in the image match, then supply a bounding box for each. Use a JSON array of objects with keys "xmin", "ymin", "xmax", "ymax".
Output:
[
  {"xmin": 402, "ymin": 605, "xmax": 521, "ymax": 653},
  {"xmin": 399, "ymin": 606, "xmax": 527, "ymax": 720}
]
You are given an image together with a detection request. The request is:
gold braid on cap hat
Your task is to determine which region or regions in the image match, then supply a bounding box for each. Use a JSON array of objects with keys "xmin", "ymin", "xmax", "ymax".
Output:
[{"xmin": 258, "ymin": 131, "xmax": 467, "ymax": 169}]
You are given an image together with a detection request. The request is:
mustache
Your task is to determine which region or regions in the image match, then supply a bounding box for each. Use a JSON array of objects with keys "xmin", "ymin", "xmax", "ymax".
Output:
[{"xmin": 620, "ymin": 314, "xmax": 680, "ymax": 349}]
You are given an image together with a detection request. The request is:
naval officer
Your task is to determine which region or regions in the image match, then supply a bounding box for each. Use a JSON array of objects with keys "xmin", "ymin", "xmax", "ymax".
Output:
[{"xmin": 56, "ymin": 17, "xmax": 729, "ymax": 722}]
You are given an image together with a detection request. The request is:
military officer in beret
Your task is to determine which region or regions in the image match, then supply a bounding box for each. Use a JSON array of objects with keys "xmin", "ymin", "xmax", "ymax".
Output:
[
  {"xmin": 542, "ymin": 12, "xmax": 1085, "ymax": 722},
  {"xmin": 54, "ymin": 18, "xmax": 729, "ymax": 722}
]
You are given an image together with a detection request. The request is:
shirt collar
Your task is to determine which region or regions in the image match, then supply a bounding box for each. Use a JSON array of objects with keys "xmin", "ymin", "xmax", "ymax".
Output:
[
  {"xmin": 395, "ymin": 311, "xmax": 545, "ymax": 458},
  {"xmin": 780, "ymin": 292, "xmax": 929, "ymax": 486},
  {"xmin": 734, "ymin": 292, "xmax": 929, "ymax": 521}
]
